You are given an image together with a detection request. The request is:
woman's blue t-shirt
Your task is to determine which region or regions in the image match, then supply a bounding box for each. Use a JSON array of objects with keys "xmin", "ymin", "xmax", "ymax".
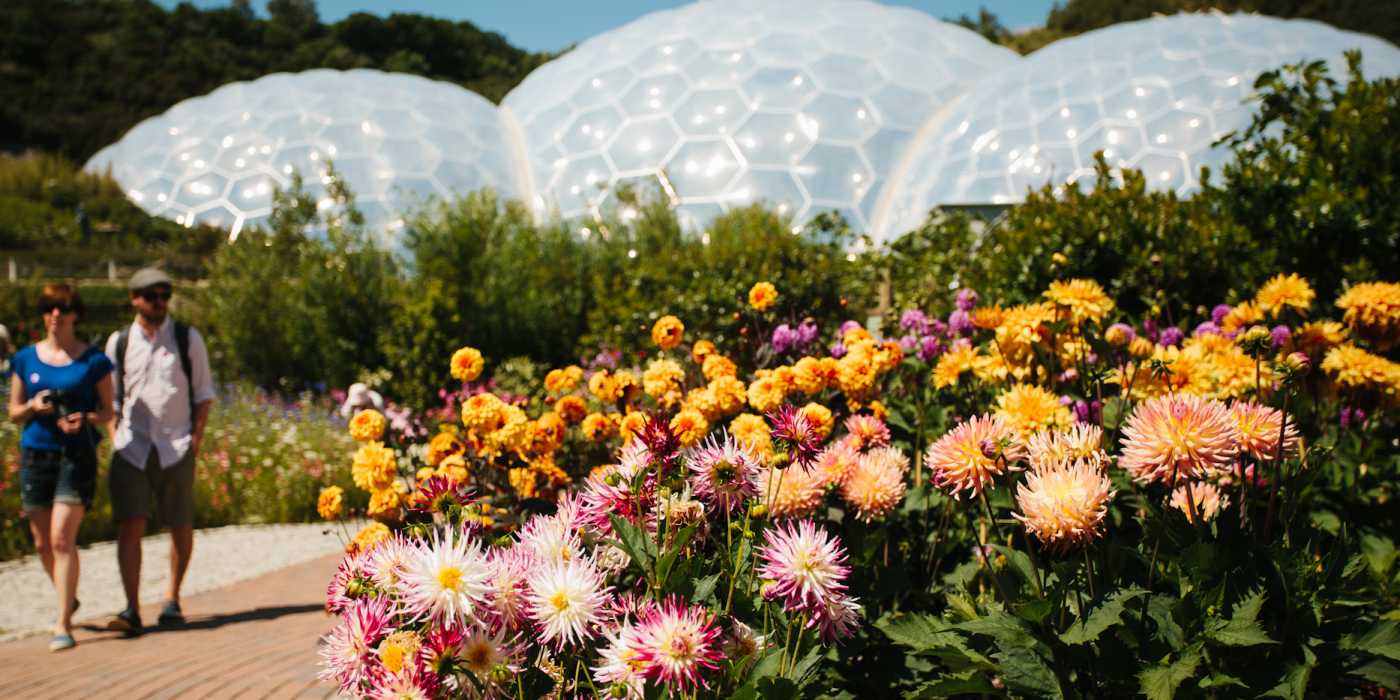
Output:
[{"xmin": 11, "ymin": 344, "xmax": 113, "ymax": 450}]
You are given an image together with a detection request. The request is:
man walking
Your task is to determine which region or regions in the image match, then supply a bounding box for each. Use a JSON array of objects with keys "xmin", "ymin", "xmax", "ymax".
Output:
[{"xmin": 104, "ymin": 268, "xmax": 214, "ymax": 633}]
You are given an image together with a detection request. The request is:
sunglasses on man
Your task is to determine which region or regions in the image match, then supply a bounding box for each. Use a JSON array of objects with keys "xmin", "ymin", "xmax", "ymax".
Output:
[
  {"xmin": 38, "ymin": 302, "xmax": 74, "ymax": 315},
  {"xmin": 139, "ymin": 289, "xmax": 173, "ymax": 302}
]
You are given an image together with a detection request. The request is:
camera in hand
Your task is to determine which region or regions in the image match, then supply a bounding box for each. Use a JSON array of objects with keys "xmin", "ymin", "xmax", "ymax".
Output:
[{"xmin": 44, "ymin": 389, "xmax": 79, "ymax": 418}]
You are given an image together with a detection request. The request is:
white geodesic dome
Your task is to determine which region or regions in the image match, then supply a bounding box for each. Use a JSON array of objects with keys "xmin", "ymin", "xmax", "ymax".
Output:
[
  {"xmin": 499, "ymin": 0, "xmax": 1018, "ymax": 234},
  {"xmin": 870, "ymin": 13, "xmax": 1400, "ymax": 242},
  {"xmin": 85, "ymin": 69, "xmax": 523, "ymax": 241}
]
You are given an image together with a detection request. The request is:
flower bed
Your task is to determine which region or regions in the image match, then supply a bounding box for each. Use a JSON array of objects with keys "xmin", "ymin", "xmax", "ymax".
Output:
[{"xmin": 317, "ymin": 276, "xmax": 1399, "ymax": 698}]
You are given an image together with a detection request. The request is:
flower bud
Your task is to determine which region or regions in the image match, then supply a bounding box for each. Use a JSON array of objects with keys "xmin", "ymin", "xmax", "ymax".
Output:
[{"xmin": 748, "ymin": 504, "xmax": 768, "ymax": 520}]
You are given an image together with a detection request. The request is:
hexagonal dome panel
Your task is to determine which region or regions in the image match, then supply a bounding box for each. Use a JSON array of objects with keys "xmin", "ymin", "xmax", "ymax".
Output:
[
  {"xmin": 873, "ymin": 13, "xmax": 1400, "ymax": 242},
  {"xmin": 501, "ymin": 0, "xmax": 1017, "ymax": 232},
  {"xmin": 85, "ymin": 69, "xmax": 523, "ymax": 242}
]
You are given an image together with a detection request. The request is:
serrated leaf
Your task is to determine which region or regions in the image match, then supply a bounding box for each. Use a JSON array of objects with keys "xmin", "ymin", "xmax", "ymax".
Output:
[
  {"xmin": 1350, "ymin": 659, "xmax": 1400, "ymax": 689},
  {"xmin": 1207, "ymin": 589, "xmax": 1276, "ymax": 647},
  {"xmin": 1199, "ymin": 673, "xmax": 1246, "ymax": 689},
  {"xmin": 690, "ymin": 573, "xmax": 719, "ymax": 603},
  {"xmin": 991, "ymin": 544, "xmax": 1042, "ymax": 596},
  {"xmin": 1362, "ymin": 535, "xmax": 1398, "ymax": 582},
  {"xmin": 1060, "ymin": 586, "xmax": 1148, "ymax": 645},
  {"xmin": 907, "ymin": 671, "xmax": 996, "ymax": 698},
  {"xmin": 1261, "ymin": 659, "xmax": 1314, "ymax": 700},
  {"xmin": 877, "ymin": 613, "xmax": 956, "ymax": 651},
  {"xmin": 1147, "ymin": 595, "xmax": 1185, "ymax": 651},
  {"xmin": 608, "ymin": 513, "xmax": 656, "ymax": 574},
  {"xmin": 1341, "ymin": 620, "xmax": 1400, "ymax": 662},
  {"xmin": 995, "ymin": 644, "xmax": 1064, "ymax": 699},
  {"xmin": 946, "ymin": 591, "xmax": 979, "ymax": 621},
  {"xmin": 1139, "ymin": 650, "xmax": 1201, "ymax": 700}
]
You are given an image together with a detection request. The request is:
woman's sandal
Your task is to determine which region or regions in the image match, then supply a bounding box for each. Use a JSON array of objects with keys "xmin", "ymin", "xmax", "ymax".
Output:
[{"xmin": 48, "ymin": 633, "xmax": 76, "ymax": 652}]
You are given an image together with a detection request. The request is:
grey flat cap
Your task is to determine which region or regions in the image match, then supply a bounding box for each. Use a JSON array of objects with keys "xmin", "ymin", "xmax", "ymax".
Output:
[{"xmin": 129, "ymin": 267, "xmax": 173, "ymax": 291}]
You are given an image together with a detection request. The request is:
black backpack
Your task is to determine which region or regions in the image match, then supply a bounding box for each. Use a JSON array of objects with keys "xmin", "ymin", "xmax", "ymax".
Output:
[{"xmin": 114, "ymin": 320, "xmax": 195, "ymax": 417}]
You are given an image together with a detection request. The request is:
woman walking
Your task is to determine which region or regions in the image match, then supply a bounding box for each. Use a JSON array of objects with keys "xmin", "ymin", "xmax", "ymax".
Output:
[{"xmin": 6, "ymin": 284, "xmax": 114, "ymax": 651}]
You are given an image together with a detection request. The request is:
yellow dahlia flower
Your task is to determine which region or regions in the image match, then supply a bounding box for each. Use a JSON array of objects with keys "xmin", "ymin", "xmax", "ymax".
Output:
[
  {"xmin": 652, "ymin": 315, "xmax": 685, "ymax": 350},
  {"xmin": 461, "ymin": 392, "xmax": 506, "ymax": 432},
  {"xmin": 1119, "ymin": 395, "xmax": 1240, "ymax": 483},
  {"xmin": 1293, "ymin": 321, "xmax": 1346, "ymax": 355},
  {"xmin": 709, "ymin": 376, "xmax": 748, "ymax": 416},
  {"xmin": 424, "ymin": 431, "xmax": 461, "ymax": 466},
  {"xmin": 971, "ymin": 305, "xmax": 1004, "ymax": 330},
  {"xmin": 1014, "ymin": 459, "xmax": 1114, "ymax": 552},
  {"xmin": 643, "ymin": 359, "xmax": 685, "ymax": 403},
  {"xmin": 1044, "ymin": 278, "xmax": 1114, "ymax": 326},
  {"xmin": 746, "ymin": 375, "xmax": 786, "ymax": 414},
  {"xmin": 792, "ymin": 356, "xmax": 828, "ymax": 395},
  {"xmin": 994, "ymin": 383, "xmax": 1072, "ymax": 437},
  {"xmin": 450, "ymin": 346, "xmax": 485, "ymax": 382},
  {"xmin": 932, "ymin": 344, "xmax": 979, "ymax": 389},
  {"xmin": 1221, "ymin": 302, "xmax": 1262, "ymax": 334},
  {"xmin": 1336, "ymin": 281, "xmax": 1400, "ymax": 350},
  {"xmin": 352, "ymin": 441, "xmax": 397, "ymax": 492},
  {"xmin": 1024, "ymin": 424, "xmax": 1107, "ymax": 472},
  {"xmin": 367, "ymin": 485, "xmax": 404, "ymax": 522},
  {"xmin": 748, "ymin": 281, "xmax": 779, "ymax": 312},
  {"xmin": 316, "ymin": 485, "xmax": 344, "ymax": 520},
  {"xmin": 619, "ymin": 411, "xmax": 648, "ymax": 444},
  {"xmin": 1322, "ymin": 344, "xmax": 1400, "ymax": 398},
  {"xmin": 437, "ymin": 454, "xmax": 469, "ymax": 484},
  {"xmin": 348, "ymin": 408, "xmax": 386, "ymax": 443},
  {"xmin": 1254, "ymin": 273, "xmax": 1314, "ymax": 318}
]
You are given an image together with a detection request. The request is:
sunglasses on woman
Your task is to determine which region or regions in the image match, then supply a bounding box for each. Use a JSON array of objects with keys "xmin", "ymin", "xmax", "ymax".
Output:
[{"xmin": 39, "ymin": 302, "xmax": 74, "ymax": 315}]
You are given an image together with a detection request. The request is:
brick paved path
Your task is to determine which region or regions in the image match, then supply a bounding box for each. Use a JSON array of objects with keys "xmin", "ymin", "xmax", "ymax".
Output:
[{"xmin": 0, "ymin": 552, "xmax": 343, "ymax": 699}]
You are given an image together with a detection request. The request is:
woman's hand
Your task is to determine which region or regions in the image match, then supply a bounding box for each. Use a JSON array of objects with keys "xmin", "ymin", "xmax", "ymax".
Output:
[
  {"xmin": 28, "ymin": 389, "xmax": 55, "ymax": 416},
  {"xmin": 57, "ymin": 412, "xmax": 85, "ymax": 435}
]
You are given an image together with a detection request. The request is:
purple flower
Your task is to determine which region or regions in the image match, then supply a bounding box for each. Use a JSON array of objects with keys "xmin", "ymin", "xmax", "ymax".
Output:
[
  {"xmin": 796, "ymin": 319, "xmax": 819, "ymax": 349},
  {"xmin": 1194, "ymin": 321, "xmax": 1221, "ymax": 337},
  {"xmin": 1211, "ymin": 304, "xmax": 1232, "ymax": 324},
  {"xmin": 830, "ymin": 342, "xmax": 847, "ymax": 359},
  {"xmin": 1143, "ymin": 319, "xmax": 1159, "ymax": 343},
  {"xmin": 918, "ymin": 336, "xmax": 943, "ymax": 362},
  {"xmin": 948, "ymin": 310, "xmax": 973, "ymax": 337},
  {"xmin": 1270, "ymin": 325, "xmax": 1291, "ymax": 349},
  {"xmin": 1107, "ymin": 322, "xmax": 1136, "ymax": 344},
  {"xmin": 1073, "ymin": 400, "xmax": 1092, "ymax": 424},
  {"xmin": 1340, "ymin": 406, "xmax": 1367, "ymax": 431},
  {"xmin": 900, "ymin": 309, "xmax": 930, "ymax": 335},
  {"xmin": 898, "ymin": 334, "xmax": 919, "ymax": 354},
  {"xmin": 1158, "ymin": 326, "xmax": 1184, "ymax": 347},
  {"xmin": 930, "ymin": 319, "xmax": 948, "ymax": 337},
  {"xmin": 955, "ymin": 288, "xmax": 979, "ymax": 312},
  {"xmin": 839, "ymin": 320, "xmax": 862, "ymax": 335},
  {"xmin": 771, "ymin": 324, "xmax": 800, "ymax": 355}
]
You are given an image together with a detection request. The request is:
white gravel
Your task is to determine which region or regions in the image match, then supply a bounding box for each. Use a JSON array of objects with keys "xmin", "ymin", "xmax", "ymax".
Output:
[{"xmin": 0, "ymin": 523, "xmax": 345, "ymax": 642}]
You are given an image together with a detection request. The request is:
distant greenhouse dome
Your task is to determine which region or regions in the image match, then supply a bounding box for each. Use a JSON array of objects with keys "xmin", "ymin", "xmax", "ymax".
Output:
[
  {"xmin": 500, "ymin": 0, "xmax": 1017, "ymax": 237},
  {"xmin": 870, "ymin": 12, "xmax": 1400, "ymax": 242},
  {"xmin": 84, "ymin": 69, "xmax": 523, "ymax": 242}
]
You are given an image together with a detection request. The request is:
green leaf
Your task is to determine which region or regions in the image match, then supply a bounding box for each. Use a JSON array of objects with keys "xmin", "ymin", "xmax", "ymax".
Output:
[
  {"xmin": 1060, "ymin": 586, "xmax": 1148, "ymax": 645},
  {"xmin": 1199, "ymin": 673, "xmax": 1247, "ymax": 690},
  {"xmin": 1207, "ymin": 588, "xmax": 1276, "ymax": 647},
  {"xmin": 1361, "ymin": 535, "xmax": 1398, "ymax": 582},
  {"xmin": 1147, "ymin": 595, "xmax": 1185, "ymax": 651},
  {"xmin": 877, "ymin": 613, "xmax": 957, "ymax": 651},
  {"xmin": 1341, "ymin": 620, "xmax": 1400, "ymax": 662},
  {"xmin": 607, "ymin": 514, "xmax": 656, "ymax": 580},
  {"xmin": 996, "ymin": 644, "xmax": 1065, "ymax": 699},
  {"xmin": 655, "ymin": 522, "xmax": 699, "ymax": 587},
  {"xmin": 1350, "ymin": 659, "xmax": 1400, "ymax": 689},
  {"xmin": 907, "ymin": 671, "xmax": 996, "ymax": 698},
  {"xmin": 1261, "ymin": 652, "xmax": 1315, "ymax": 700},
  {"xmin": 1139, "ymin": 650, "xmax": 1201, "ymax": 700},
  {"xmin": 689, "ymin": 573, "xmax": 719, "ymax": 604},
  {"xmin": 991, "ymin": 544, "xmax": 1042, "ymax": 596}
]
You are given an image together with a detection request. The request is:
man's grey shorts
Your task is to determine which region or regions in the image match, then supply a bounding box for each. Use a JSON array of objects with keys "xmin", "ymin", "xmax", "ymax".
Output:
[{"xmin": 110, "ymin": 449, "xmax": 195, "ymax": 526}]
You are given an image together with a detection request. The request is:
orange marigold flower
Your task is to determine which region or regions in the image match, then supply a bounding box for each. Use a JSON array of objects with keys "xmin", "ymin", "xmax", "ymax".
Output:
[
  {"xmin": 436, "ymin": 454, "xmax": 469, "ymax": 484},
  {"xmin": 747, "ymin": 375, "xmax": 786, "ymax": 414},
  {"xmin": 450, "ymin": 346, "xmax": 485, "ymax": 382},
  {"xmin": 933, "ymin": 343, "xmax": 979, "ymax": 389},
  {"xmin": 316, "ymin": 486, "xmax": 344, "ymax": 520},
  {"xmin": 691, "ymin": 339, "xmax": 717, "ymax": 365},
  {"xmin": 352, "ymin": 441, "xmax": 397, "ymax": 492},
  {"xmin": 791, "ymin": 356, "xmax": 827, "ymax": 395},
  {"xmin": 461, "ymin": 392, "xmax": 506, "ymax": 432},
  {"xmin": 971, "ymin": 305, "xmax": 1004, "ymax": 330},
  {"xmin": 709, "ymin": 376, "xmax": 747, "ymax": 416},
  {"xmin": 799, "ymin": 402, "xmax": 834, "ymax": 439},
  {"xmin": 1322, "ymin": 344, "xmax": 1400, "ymax": 398},
  {"xmin": 348, "ymin": 408, "xmax": 386, "ymax": 443},
  {"xmin": 349, "ymin": 522, "xmax": 391, "ymax": 554},
  {"xmin": 643, "ymin": 359, "xmax": 685, "ymax": 403},
  {"xmin": 424, "ymin": 431, "xmax": 461, "ymax": 467},
  {"xmin": 544, "ymin": 365, "xmax": 584, "ymax": 393},
  {"xmin": 1119, "ymin": 395, "xmax": 1240, "ymax": 483},
  {"xmin": 730, "ymin": 413, "xmax": 772, "ymax": 459},
  {"xmin": 589, "ymin": 370, "xmax": 623, "ymax": 404},
  {"xmin": 367, "ymin": 484, "xmax": 405, "ymax": 522},
  {"xmin": 652, "ymin": 315, "xmax": 685, "ymax": 350},
  {"xmin": 748, "ymin": 281, "xmax": 779, "ymax": 312},
  {"xmin": 556, "ymin": 395, "xmax": 588, "ymax": 425},
  {"xmin": 702, "ymin": 354, "xmax": 737, "ymax": 381},
  {"xmin": 670, "ymin": 409, "xmax": 709, "ymax": 448},
  {"xmin": 581, "ymin": 412, "xmax": 615, "ymax": 442}
]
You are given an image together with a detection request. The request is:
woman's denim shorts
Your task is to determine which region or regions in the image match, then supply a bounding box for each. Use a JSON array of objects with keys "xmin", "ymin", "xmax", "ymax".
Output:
[{"xmin": 19, "ymin": 445, "xmax": 98, "ymax": 512}]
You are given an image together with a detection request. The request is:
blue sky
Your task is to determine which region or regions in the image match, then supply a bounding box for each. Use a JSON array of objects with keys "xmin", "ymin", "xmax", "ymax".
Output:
[{"xmin": 159, "ymin": 1, "xmax": 1055, "ymax": 52}]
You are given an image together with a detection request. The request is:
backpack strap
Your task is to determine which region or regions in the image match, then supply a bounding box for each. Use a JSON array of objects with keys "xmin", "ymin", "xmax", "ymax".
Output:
[
  {"xmin": 114, "ymin": 327, "xmax": 130, "ymax": 414},
  {"xmin": 173, "ymin": 320, "xmax": 195, "ymax": 417}
]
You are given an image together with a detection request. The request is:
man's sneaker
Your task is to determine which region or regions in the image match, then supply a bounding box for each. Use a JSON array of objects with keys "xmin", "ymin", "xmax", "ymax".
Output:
[
  {"xmin": 157, "ymin": 600, "xmax": 184, "ymax": 626},
  {"xmin": 106, "ymin": 607, "xmax": 142, "ymax": 634}
]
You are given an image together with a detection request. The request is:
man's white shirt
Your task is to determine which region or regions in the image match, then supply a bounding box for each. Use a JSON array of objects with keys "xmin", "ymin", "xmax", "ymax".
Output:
[{"xmin": 106, "ymin": 318, "xmax": 215, "ymax": 469}]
